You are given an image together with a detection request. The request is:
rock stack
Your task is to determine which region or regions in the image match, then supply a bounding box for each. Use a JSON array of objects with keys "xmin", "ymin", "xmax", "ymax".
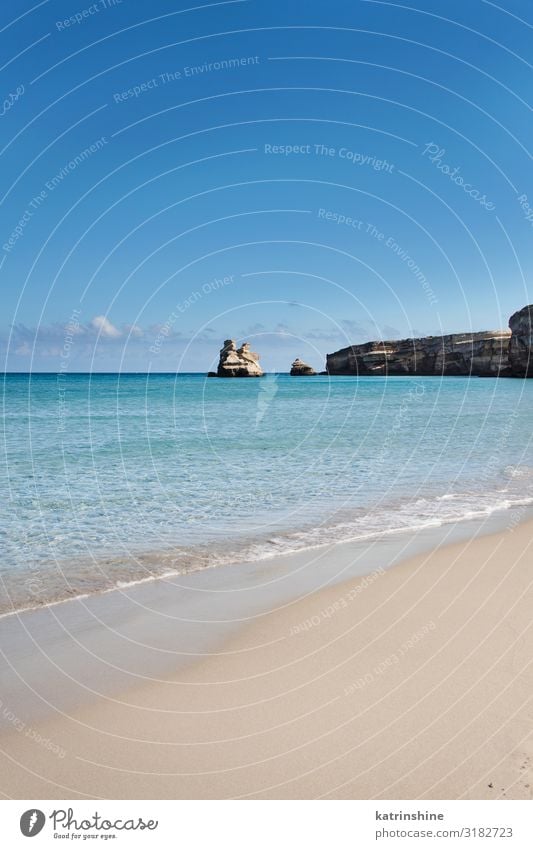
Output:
[
  {"xmin": 290, "ymin": 358, "xmax": 317, "ymax": 376},
  {"xmin": 210, "ymin": 339, "xmax": 263, "ymax": 377}
]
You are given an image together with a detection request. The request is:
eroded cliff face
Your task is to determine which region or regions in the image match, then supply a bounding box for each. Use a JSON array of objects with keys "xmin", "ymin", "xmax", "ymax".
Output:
[
  {"xmin": 509, "ymin": 305, "xmax": 533, "ymax": 377},
  {"xmin": 212, "ymin": 339, "xmax": 263, "ymax": 377},
  {"xmin": 326, "ymin": 330, "xmax": 512, "ymax": 377}
]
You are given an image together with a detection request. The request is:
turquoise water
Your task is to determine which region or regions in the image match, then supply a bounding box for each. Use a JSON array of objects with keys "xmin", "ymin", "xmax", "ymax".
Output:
[{"xmin": 1, "ymin": 372, "xmax": 532, "ymax": 612}]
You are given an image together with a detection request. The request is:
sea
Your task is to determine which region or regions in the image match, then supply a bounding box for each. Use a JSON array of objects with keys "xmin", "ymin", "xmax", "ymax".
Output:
[{"xmin": 1, "ymin": 372, "xmax": 532, "ymax": 614}]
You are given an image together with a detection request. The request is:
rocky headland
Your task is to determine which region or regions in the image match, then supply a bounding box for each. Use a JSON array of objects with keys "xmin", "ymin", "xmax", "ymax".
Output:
[
  {"xmin": 210, "ymin": 307, "xmax": 532, "ymax": 377},
  {"xmin": 326, "ymin": 305, "xmax": 533, "ymax": 377},
  {"xmin": 209, "ymin": 339, "xmax": 263, "ymax": 377}
]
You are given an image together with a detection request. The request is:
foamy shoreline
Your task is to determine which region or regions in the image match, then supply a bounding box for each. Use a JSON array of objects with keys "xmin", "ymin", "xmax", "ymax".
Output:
[{"xmin": 2, "ymin": 493, "xmax": 531, "ymax": 619}]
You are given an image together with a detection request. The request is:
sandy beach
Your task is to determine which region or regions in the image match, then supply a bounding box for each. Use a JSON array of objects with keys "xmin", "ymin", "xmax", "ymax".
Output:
[{"xmin": 1, "ymin": 511, "xmax": 532, "ymax": 800}]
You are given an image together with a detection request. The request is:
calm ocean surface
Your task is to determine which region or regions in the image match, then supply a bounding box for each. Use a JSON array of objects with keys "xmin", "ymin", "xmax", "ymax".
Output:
[{"xmin": 1, "ymin": 372, "xmax": 532, "ymax": 613}]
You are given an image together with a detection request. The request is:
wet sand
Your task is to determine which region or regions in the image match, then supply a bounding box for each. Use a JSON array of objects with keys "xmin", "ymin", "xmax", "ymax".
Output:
[{"xmin": 0, "ymin": 511, "xmax": 532, "ymax": 799}]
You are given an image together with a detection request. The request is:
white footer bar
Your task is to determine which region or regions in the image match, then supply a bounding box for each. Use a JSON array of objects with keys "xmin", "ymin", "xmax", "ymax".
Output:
[{"xmin": 1, "ymin": 800, "xmax": 531, "ymax": 848}]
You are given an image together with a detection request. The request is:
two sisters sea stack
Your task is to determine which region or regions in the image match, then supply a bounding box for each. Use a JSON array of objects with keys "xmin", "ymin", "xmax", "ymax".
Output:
[
  {"xmin": 209, "ymin": 340, "xmax": 318, "ymax": 377},
  {"xmin": 209, "ymin": 339, "xmax": 263, "ymax": 377}
]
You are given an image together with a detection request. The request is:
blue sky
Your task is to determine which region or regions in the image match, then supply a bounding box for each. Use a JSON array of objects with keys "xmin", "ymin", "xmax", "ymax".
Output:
[{"xmin": 1, "ymin": 0, "xmax": 532, "ymax": 371}]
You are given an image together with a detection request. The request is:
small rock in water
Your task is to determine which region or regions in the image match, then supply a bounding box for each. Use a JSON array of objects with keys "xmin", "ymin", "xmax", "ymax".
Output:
[{"xmin": 290, "ymin": 358, "xmax": 317, "ymax": 376}]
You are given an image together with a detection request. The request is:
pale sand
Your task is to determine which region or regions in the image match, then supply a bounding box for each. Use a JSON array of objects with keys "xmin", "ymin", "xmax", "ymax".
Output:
[{"xmin": 1, "ymin": 515, "xmax": 532, "ymax": 800}]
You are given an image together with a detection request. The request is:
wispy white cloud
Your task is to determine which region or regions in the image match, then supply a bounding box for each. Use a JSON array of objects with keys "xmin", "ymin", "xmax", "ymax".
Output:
[{"xmin": 90, "ymin": 315, "xmax": 122, "ymax": 338}]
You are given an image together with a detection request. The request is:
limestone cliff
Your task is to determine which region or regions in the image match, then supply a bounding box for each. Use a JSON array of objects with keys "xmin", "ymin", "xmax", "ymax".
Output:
[
  {"xmin": 509, "ymin": 305, "xmax": 533, "ymax": 377},
  {"xmin": 210, "ymin": 339, "xmax": 263, "ymax": 377},
  {"xmin": 326, "ymin": 330, "xmax": 512, "ymax": 377}
]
